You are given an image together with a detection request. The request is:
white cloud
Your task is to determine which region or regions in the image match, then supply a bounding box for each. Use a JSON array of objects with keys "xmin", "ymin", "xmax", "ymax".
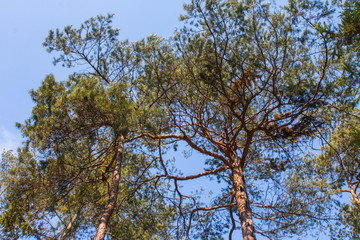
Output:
[{"xmin": 0, "ymin": 127, "xmax": 21, "ymax": 152}]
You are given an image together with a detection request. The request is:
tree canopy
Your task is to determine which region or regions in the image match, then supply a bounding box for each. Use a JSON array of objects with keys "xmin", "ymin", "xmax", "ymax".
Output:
[{"xmin": 1, "ymin": 0, "xmax": 360, "ymax": 239}]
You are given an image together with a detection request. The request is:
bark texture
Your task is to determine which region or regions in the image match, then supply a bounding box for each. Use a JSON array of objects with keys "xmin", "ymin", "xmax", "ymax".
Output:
[
  {"xmin": 93, "ymin": 140, "xmax": 124, "ymax": 240},
  {"xmin": 232, "ymin": 168, "xmax": 257, "ymax": 240}
]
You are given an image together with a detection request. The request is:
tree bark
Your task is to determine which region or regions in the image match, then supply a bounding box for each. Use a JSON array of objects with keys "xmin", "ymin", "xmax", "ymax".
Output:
[
  {"xmin": 93, "ymin": 140, "xmax": 124, "ymax": 240},
  {"xmin": 232, "ymin": 167, "xmax": 257, "ymax": 240},
  {"xmin": 60, "ymin": 211, "xmax": 79, "ymax": 240}
]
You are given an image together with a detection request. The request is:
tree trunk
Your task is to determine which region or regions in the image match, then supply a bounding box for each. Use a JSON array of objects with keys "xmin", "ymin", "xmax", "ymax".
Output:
[
  {"xmin": 93, "ymin": 140, "xmax": 124, "ymax": 240},
  {"xmin": 60, "ymin": 211, "xmax": 79, "ymax": 240},
  {"xmin": 232, "ymin": 167, "xmax": 257, "ymax": 240},
  {"xmin": 338, "ymin": 156, "xmax": 360, "ymax": 209}
]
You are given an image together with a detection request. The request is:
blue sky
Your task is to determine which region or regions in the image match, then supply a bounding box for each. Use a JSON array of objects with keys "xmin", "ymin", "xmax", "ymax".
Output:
[{"xmin": 0, "ymin": 0, "xmax": 185, "ymax": 151}]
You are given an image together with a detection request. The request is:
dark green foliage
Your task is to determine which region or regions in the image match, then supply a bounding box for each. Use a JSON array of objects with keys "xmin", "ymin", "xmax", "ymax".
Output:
[
  {"xmin": 0, "ymin": 73, "xmax": 175, "ymax": 239},
  {"xmin": 339, "ymin": 0, "xmax": 360, "ymax": 45}
]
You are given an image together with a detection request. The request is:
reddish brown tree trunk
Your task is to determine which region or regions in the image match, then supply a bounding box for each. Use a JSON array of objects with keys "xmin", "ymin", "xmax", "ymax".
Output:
[
  {"xmin": 93, "ymin": 140, "xmax": 124, "ymax": 240},
  {"xmin": 232, "ymin": 167, "xmax": 257, "ymax": 240}
]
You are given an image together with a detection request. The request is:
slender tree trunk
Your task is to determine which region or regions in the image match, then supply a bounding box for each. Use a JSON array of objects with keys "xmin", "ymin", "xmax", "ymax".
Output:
[
  {"xmin": 232, "ymin": 167, "xmax": 257, "ymax": 240},
  {"xmin": 337, "ymin": 155, "xmax": 360, "ymax": 208},
  {"xmin": 93, "ymin": 140, "xmax": 124, "ymax": 240},
  {"xmin": 60, "ymin": 211, "xmax": 79, "ymax": 240},
  {"xmin": 348, "ymin": 183, "xmax": 360, "ymax": 209}
]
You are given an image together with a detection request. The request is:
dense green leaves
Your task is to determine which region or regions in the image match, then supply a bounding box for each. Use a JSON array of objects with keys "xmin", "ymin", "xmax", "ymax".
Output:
[{"xmin": 0, "ymin": 73, "xmax": 175, "ymax": 239}]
